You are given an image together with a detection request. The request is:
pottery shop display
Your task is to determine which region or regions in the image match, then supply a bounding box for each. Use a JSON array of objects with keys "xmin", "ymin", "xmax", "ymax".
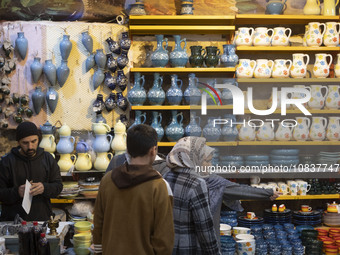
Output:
[
  {"xmin": 129, "ymin": 2, "xmax": 146, "ymax": 15},
  {"xmin": 166, "ymin": 74, "xmax": 183, "ymax": 105},
  {"xmin": 309, "ymin": 117, "xmax": 327, "ymax": 141},
  {"xmin": 94, "ymin": 49, "xmax": 107, "ymax": 69},
  {"xmin": 165, "ymin": 110, "xmax": 184, "ymax": 142},
  {"xmin": 92, "ymin": 94, "xmax": 105, "ymax": 113},
  {"xmin": 169, "ymin": 35, "xmax": 188, "ymax": 68},
  {"xmin": 116, "ymin": 70, "xmax": 128, "ymax": 91},
  {"xmin": 57, "ymin": 136, "xmax": 75, "ymax": 154},
  {"xmin": 307, "ymin": 85, "xmax": 328, "ymax": 109},
  {"xmin": 129, "ymin": 110, "xmax": 146, "ymax": 129},
  {"xmin": 116, "ymin": 92, "xmax": 128, "ymax": 111},
  {"xmin": 180, "ymin": 2, "xmax": 194, "ymax": 15},
  {"xmin": 120, "ymin": 32, "xmax": 131, "ymax": 51},
  {"xmin": 15, "ymin": 32, "xmax": 28, "ymax": 60},
  {"xmin": 151, "ymin": 35, "xmax": 169, "ymax": 67},
  {"xmin": 236, "ymin": 59, "xmax": 256, "ymax": 78},
  {"xmin": 271, "ymin": 27, "xmax": 291, "ymax": 46},
  {"xmin": 93, "ymin": 68, "xmax": 105, "ymax": 90},
  {"xmin": 75, "ymin": 152, "xmax": 92, "ymax": 171},
  {"xmin": 203, "ymin": 117, "xmax": 222, "ymax": 142},
  {"xmin": 254, "ymin": 59, "xmax": 274, "ymax": 78}
]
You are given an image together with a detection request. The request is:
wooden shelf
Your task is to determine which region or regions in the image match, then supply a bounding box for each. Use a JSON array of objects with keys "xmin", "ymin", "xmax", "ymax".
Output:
[
  {"xmin": 238, "ymin": 141, "xmax": 340, "ymax": 145},
  {"xmin": 158, "ymin": 142, "xmax": 176, "ymax": 146},
  {"xmin": 245, "ymin": 109, "xmax": 340, "ymax": 114},
  {"xmin": 237, "ymin": 78, "xmax": 340, "ymax": 83},
  {"xmin": 131, "ymin": 105, "xmax": 191, "ymax": 110},
  {"xmin": 158, "ymin": 141, "xmax": 238, "ymax": 146},
  {"xmin": 129, "ymin": 25, "xmax": 235, "ymax": 35},
  {"xmin": 236, "ymin": 14, "xmax": 340, "ymax": 25},
  {"xmin": 51, "ymin": 199, "xmax": 74, "ymax": 204},
  {"xmin": 275, "ymin": 194, "xmax": 340, "ymax": 200},
  {"xmin": 237, "ymin": 46, "xmax": 340, "ymax": 52},
  {"xmin": 130, "ymin": 67, "xmax": 235, "ymax": 73},
  {"xmin": 129, "ymin": 15, "xmax": 235, "ymax": 25}
]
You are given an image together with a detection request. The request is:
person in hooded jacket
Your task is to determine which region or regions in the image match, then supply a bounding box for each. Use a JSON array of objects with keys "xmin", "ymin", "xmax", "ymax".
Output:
[
  {"xmin": 0, "ymin": 121, "xmax": 63, "ymax": 221},
  {"xmin": 92, "ymin": 124, "xmax": 174, "ymax": 255}
]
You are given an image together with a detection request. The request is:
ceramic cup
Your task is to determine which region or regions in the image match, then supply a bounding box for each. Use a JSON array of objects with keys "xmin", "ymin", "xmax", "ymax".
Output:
[
  {"xmin": 301, "ymin": 205, "xmax": 312, "ymax": 212},
  {"xmin": 247, "ymin": 212, "xmax": 256, "ymax": 219},
  {"xmin": 289, "ymin": 181, "xmax": 299, "ymax": 195},
  {"xmin": 220, "ymin": 224, "xmax": 232, "ymax": 236},
  {"xmin": 296, "ymin": 180, "xmax": 311, "ymax": 195},
  {"xmin": 278, "ymin": 182, "xmax": 290, "ymax": 195}
]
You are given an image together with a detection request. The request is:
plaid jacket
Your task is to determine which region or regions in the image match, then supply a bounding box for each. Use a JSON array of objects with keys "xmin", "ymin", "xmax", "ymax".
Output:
[{"xmin": 164, "ymin": 168, "xmax": 220, "ymax": 255}]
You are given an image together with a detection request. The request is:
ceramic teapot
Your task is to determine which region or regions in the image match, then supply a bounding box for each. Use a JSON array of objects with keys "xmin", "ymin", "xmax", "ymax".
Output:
[
  {"xmin": 58, "ymin": 123, "xmax": 71, "ymax": 136},
  {"xmin": 111, "ymin": 120, "xmax": 127, "ymax": 155},
  {"xmin": 40, "ymin": 121, "xmax": 56, "ymax": 134},
  {"xmin": 275, "ymin": 124, "xmax": 293, "ymax": 141},
  {"xmin": 271, "ymin": 27, "xmax": 291, "ymax": 46},
  {"xmin": 254, "ymin": 59, "xmax": 274, "ymax": 78},
  {"xmin": 58, "ymin": 154, "xmax": 77, "ymax": 172},
  {"xmin": 238, "ymin": 122, "xmax": 256, "ymax": 141},
  {"xmin": 94, "ymin": 152, "xmax": 113, "ymax": 171},
  {"xmin": 256, "ymin": 122, "xmax": 275, "ymax": 141},
  {"xmin": 76, "ymin": 141, "xmax": 89, "ymax": 153},
  {"xmin": 75, "ymin": 153, "xmax": 92, "ymax": 171},
  {"xmin": 236, "ymin": 59, "xmax": 256, "ymax": 78},
  {"xmin": 326, "ymin": 117, "xmax": 340, "ymax": 141},
  {"xmin": 306, "ymin": 22, "xmax": 326, "ymax": 47},
  {"xmin": 313, "ymin": 53, "xmax": 332, "ymax": 78},
  {"xmin": 253, "ymin": 27, "xmax": 274, "ymax": 46},
  {"xmin": 293, "ymin": 117, "xmax": 311, "ymax": 141},
  {"xmin": 235, "ymin": 27, "xmax": 254, "ymax": 46},
  {"xmin": 309, "ymin": 117, "xmax": 327, "ymax": 141},
  {"xmin": 290, "ymin": 54, "xmax": 309, "ymax": 78},
  {"xmin": 39, "ymin": 134, "xmax": 56, "ymax": 153},
  {"xmin": 327, "ymin": 201, "xmax": 339, "ymax": 213},
  {"xmin": 307, "ymin": 85, "xmax": 328, "ymax": 109},
  {"xmin": 92, "ymin": 121, "xmax": 111, "ymax": 135},
  {"xmin": 325, "ymin": 85, "xmax": 340, "ymax": 109},
  {"xmin": 272, "ymin": 59, "xmax": 292, "ymax": 78},
  {"xmin": 323, "ymin": 22, "xmax": 340, "ymax": 46}
]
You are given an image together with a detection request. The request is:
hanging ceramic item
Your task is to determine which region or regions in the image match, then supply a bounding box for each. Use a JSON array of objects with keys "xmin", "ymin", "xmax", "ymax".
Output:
[
  {"xmin": 120, "ymin": 114, "xmax": 130, "ymax": 128},
  {"xmin": 15, "ymin": 32, "xmax": 28, "ymax": 60},
  {"xmin": 120, "ymin": 32, "xmax": 131, "ymax": 51},
  {"xmin": 106, "ymin": 53, "xmax": 117, "ymax": 73},
  {"xmin": 81, "ymin": 31, "xmax": 93, "ymax": 53},
  {"xmin": 106, "ymin": 37, "xmax": 121, "ymax": 54},
  {"xmin": 60, "ymin": 35, "xmax": 72, "ymax": 61},
  {"xmin": 116, "ymin": 92, "xmax": 128, "ymax": 111},
  {"xmin": 105, "ymin": 93, "xmax": 117, "ymax": 112},
  {"xmin": 31, "ymin": 87, "xmax": 45, "ymax": 114},
  {"xmin": 104, "ymin": 71, "xmax": 117, "ymax": 90},
  {"xmin": 93, "ymin": 68, "xmax": 105, "ymax": 90},
  {"xmin": 116, "ymin": 70, "xmax": 128, "ymax": 91},
  {"xmin": 45, "ymin": 87, "xmax": 59, "ymax": 113},
  {"xmin": 57, "ymin": 60, "xmax": 70, "ymax": 87},
  {"xmin": 117, "ymin": 50, "xmax": 129, "ymax": 69},
  {"xmin": 30, "ymin": 57, "xmax": 43, "ymax": 84},
  {"xmin": 43, "ymin": 59, "xmax": 57, "ymax": 86},
  {"xmin": 93, "ymin": 94, "xmax": 105, "ymax": 113},
  {"xmin": 85, "ymin": 54, "xmax": 95, "ymax": 72},
  {"xmin": 127, "ymin": 72, "xmax": 146, "ymax": 106},
  {"xmin": 96, "ymin": 112, "xmax": 107, "ymax": 123},
  {"xmin": 94, "ymin": 49, "xmax": 107, "ymax": 69}
]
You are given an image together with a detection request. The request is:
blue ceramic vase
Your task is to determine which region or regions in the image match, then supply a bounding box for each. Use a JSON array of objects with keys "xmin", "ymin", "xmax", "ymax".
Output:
[
  {"xmin": 105, "ymin": 93, "xmax": 117, "ymax": 112},
  {"xmin": 203, "ymin": 117, "xmax": 222, "ymax": 142},
  {"xmin": 30, "ymin": 57, "xmax": 43, "ymax": 84},
  {"xmin": 31, "ymin": 86, "xmax": 45, "ymax": 114},
  {"xmin": 117, "ymin": 92, "xmax": 128, "ymax": 111},
  {"xmin": 106, "ymin": 53, "xmax": 117, "ymax": 73},
  {"xmin": 120, "ymin": 32, "xmax": 131, "ymax": 51},
  {"xmin": 93, "ymin": 68, "xmax": 105, "ymax": 90},
  {"xmin": 221, "ymin": 114, "xmax": 238, "ymax": 141},
  {"xmin": 15, "ymin": 32, "xmax": 28, "ymax": 60},
  {"xmin": 57, "ymin": 136, "xmax": 75, "ymax": 154},
  {"xmin": 95, "ymin": 49, "xmax": 107, "ymax": 69},
  {"xmin": 221, "ymin": 81, "xmax": 238, "ymax": 105},
  {"xmin": 129, "ymin": 110, "xmax": 146, "ymax": 129},
  {"xmin": 81, "ymin": 31, "xmax": 93, "ymax": 53},
  {"xmin": 60, "ymin": 35, "xmax": 72, "ymax": 61},
  {"xmin": 166, "ymin": 74, "xmax": 183, "ymax": 105},
  {"xmin": 151, "ymin": 111, "xmax": 164, "ymax": 141},
  {"xmin": 92, "ymin": 94, "xmax": 105, "ymax": 113},
  {"xmin": 166, "ymin": 110, "xmax": 184, "ymax": 142},
  {"xmin": 185, "ymin": 112, "xmax": 202, "ymax": 137},
  {"xmin": 220, "ymin": 44, "xmax": 238, "ymax": 67},
  {"xmin": 170, "ymin": 35, "xmax": 188, "ymax": 68},
  {"xmin": 85, "ymin": 54, "xmax": 95, "ymax": 72},
  {"xmin": 117, "ymin": 50, "xmax": 129, "ymax": 69},
  {"xmin": 43, "ymin": 60, "xmax": 57, "ymax": 86},
  {"xmin": 147, "ymin": 73, "xmax": 165, "ymax": 105},
  {"xmin": 151, "ymin": 35, "xmax": 169, "ymax": 67},
  {"xmin": 184, "ymin": 73, "xmax": 201, "ymax": 105},
  {"xmin": 104, "ymin": 71, "xmax": 116, "ymax": 90},
  {"xmin": 92, "ymin": 134, "xmax": 112, "ymax": 152},
  {"xmin": 57, "ymin": 60, "xmax": 70, "ymax": 87},
  {"xmin": 45, "ymin": 87, "xmax": 59, "ymax": 113},
  {"xmin": 106, "ymin": 37, "xmax": 120, "ymax": 54},
  {"xmin": 127, "ymin": 72, "xmax": 146, "ymax": 106},
  {"xmin": 117, "ymin": 70, "xmax": 128, "ymax": 91}
]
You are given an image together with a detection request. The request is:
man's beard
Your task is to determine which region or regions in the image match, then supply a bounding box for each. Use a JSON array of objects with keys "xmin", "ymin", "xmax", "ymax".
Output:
[{"xmin": 24, "ymin": 149, "xmax": 36, "ymax": 157}]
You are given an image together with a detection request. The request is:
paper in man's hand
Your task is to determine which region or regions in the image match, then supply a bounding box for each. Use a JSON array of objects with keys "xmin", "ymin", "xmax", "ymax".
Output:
[{"xmin": 22, "ymin": 179, "xmax": 33, "ymax": 214}]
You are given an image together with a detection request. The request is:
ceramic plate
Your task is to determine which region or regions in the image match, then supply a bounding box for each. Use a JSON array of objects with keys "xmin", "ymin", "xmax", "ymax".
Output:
[
  {"xmin": 245, "ymin": 155, "xmax": 269, "ymax": 161},
  {"xmin": 271, "ymin": 149, "xmax": 300, "ymax": 156}
]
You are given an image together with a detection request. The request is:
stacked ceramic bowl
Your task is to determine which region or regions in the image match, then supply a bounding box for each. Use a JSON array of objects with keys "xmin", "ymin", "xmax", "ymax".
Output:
[
  {"xmin": 235, "ymin": 234, "xmax": 255, "ymax": 255},
  {"xmin": 323, "ymin": 211, "xmax": 340, "ymax": 227},
  {"xmin": 270, "ymin": 149, "xmax": 300, "ymax": 167},
  {"xmin": 211, "ymin": 147, "xmax": 219, "ymax": 166},
  {"xmin": 244, "ymin": 155, "xmax": 269, "ymax": 167},
  {"xmin": 79, "ymin": 179, "xmax": 100, "ymax": 198},
  {"xmin": 219, "ymin": 155, "xmax": 243, "ymax": 168},
  {"xmin": 220, "ymin": 235, "xmax": 236, "ymax": 255},
  {"xmin": 220, "ymin": 211, "xmax": 238, "ymax": 227},
  {"xmin": 317, "ymin": 151, "xmax": 340, "ymax": 167},
  {"xmin": 263, "ymin": 208, "xmax": 292, "ymax": 224},
  {"xmin": 292, "ymin": 210, "xmax": 322, "ymax": 226},
  {"xmin": 59, "ymin": 182, "xmax": 79, "ymax": 199},
  {"xmin": 74, "ymin": 221, "xmax": 92, "ymax": 255},
  {"xmin": 237, "ymin": 215, "xmax": 265, "ymax": 228}
]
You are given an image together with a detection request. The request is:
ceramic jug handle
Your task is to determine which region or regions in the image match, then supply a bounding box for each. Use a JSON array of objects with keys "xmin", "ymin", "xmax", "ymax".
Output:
[
  {"xmin": 285, "ymin": 28, "xmax": 292, "ymax": 38},
  {"xmin": 104, "ymin": 123, "xmax": 111, "ymax": 132},
  {"xmin": 86, "ymin": 153, "xmax": 92, "ymax": 161},
  {"xmin": 158, "ymin": 114, "xmax": 162, "ymax": 124},
  {"xmin": 177, "ymin": 78, "xmax": 183, "ymax": 89},
  {"xmin": 177, "ymin": 113, "xmax": 183, "ymax": 125},
  {"xmin": 107, "ymin": 152, "xmax": 113, "ymax": 160},
  {"xmin": 107, "ymin": 134, "xmax": 113, "ymax": 144},
  {"xmin": 326, "ymin": 54, "xmax": 333, "ymax": 68},
  {"xmin": 305, "ymin": 118, "xmax": 311, "ymax": 129},
  {"xmin": 268, "ymin": 60, "xmax": 274, "ymax": 72},
  {"xmin": 162, "ymin": 38, "xmax": 168, "ymax": 50},
  {"xmin": 70, "ymin": 136, "xmax": 75, "ymax": 146},
  {"xmin": 158, "ymin": 75, "xmax": 163, "ymax": 87},
  {"xmin": 283, "ymin": 3, "xmax": 287, "ymax": 11},
  {"xmin": 140, "ymin": 75, "xmax": 145, "ymax": 88},
  {"xmin": 321, "ymin": 85, "xmax": 329, "ymax": 99},
  {"xmin": 320, "ymin": 23, "xmax": 326, "ymax": 37},
  {"xmin": 216, "ymin": 49, "xmax": 221, "ymax": 56},
  {"xmin": 49, "ymin": 135, "xmax": 55, "ymax": 145},
  {"xmin": 249, "ymin": 28, "xmax": 255, "ymax": 36},
  {"xmin": 71, "ymin": 154, "xmax": 77, "ymax": 164},
  {"xmin": 180, "ymin": 38, "xmax": 187, "ymax": 51},
  {"xmin": 304, "ymin": 54, "xmax": 310, "ymax": 66},
  {"xmin": 336, "ymin": 23, "xmax": 340, "ymax": 34},
  {"xmin": 321, "ymin": 117, "xmax": 328, "ymax": 129},
  {"xmin": 201, "ymin": 48, "xmax": 206, "ymax": 57},
  {"xmin": 194, "ymin": 77, "xmax": 199, "ymax": 85},
  {"xmin": 267, "ymin": 29, "xmax": 274, "ymax": 40},
  {"xmin": 286, "ymin": 60, "xmax": 292, "ymax": 70},
  {"xmin": 141, "ymin": 113, "xmax": 146, "ymax": 124}
]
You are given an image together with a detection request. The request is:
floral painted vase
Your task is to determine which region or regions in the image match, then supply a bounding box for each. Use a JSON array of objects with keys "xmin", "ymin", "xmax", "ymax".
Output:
[
  {"xmin": 253, "ymin": 27, "xmax": 274, "ymax": 46},
  {"xmin": 117, "ymin": 70, "xmax": 128, "ymax": 91},
  {"xmin": 326, "ymin": 117, "xmax": 340, "ymax": 141},
  {"xmin": 309, "ymin": 117, "xmax": 327, "ymax": 141},
  {"xmin": 235, "ymin": 27, "xmax": 254, "ymax": 46},
  {"xmin": 220, "ymin": 44, "xmax": 238, "ymax": 67},
  {"xmin": 120, "ymin": 32, "xmax": 131, "ymax": 51},
  {"xmin": 323, "ymin": 22, "xmax": 340, "ymax": 46},
  {"xmin": 307, "ymin": 85, "xmax": 329, "ymax": 109},
  {"xmin": 106, "ymin": 37, "xmax": 120, "ymax": 54},
  {"xmin": 313, "ymin": 53, "xmax": 332, "ymax": 78},
  {"xmin": 105, "ymin": 93, "xmax": 117, "ymax": 112},
  {"xmin": 117, "ymin": 92, "xmax": 128, "ymax": 111},
  {"xmin": 104, "ymin": 71, "xmax": 117, "ymax": 90},
  {"xmin": 293, "ymin": 117, "xmax": 311, "ymax": 141},
  {"xmin": 92, "ymin": 94, "xmax": 105, "ymax": 113},
  {"xmin": 271, "ymin": 27, "xmax": 292, "ymax": 46},
  {"xmin": 117, "ymin": 50, "xmax": 129, "ymax": 69},
  {"xmin": 184, "ymin": 73, "xmax": 201, "ymax": 105},
  {"xmin": 236, "ymin": 59, "xmax": 256, "ymax": 78},
  {"xmin": 306, "ymin": 22, "xmax": 326, "ymax": 47},
  {"xmin": 325, "ymin": 85, "xmax": 340, "ymax": 109},
  {"xmin": 290, "ymin": 54, "xmax": 309, "ymax": 78},
  {"xmin": 254, "ymin": 59, "xmax": 274, "ymax": 78},
  {"xmin": 106, "ymin": 53, "xmax": 117, "ymax": 73},
  {"xmin": 272, "ymin": 59, "xmax": 292, "ymax": 78}
]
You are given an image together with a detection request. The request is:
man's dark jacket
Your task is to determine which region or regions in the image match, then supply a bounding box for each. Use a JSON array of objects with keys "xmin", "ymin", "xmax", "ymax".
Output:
[{"xmin": 0, "ymin": 147, "xmax": 63, "ymax": 221}]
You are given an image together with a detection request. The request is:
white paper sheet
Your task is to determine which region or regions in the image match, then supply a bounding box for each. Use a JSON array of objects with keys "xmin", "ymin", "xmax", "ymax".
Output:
[{"xmin": 22, "ymin": 179, "xmax": 33, "ymax": 214}]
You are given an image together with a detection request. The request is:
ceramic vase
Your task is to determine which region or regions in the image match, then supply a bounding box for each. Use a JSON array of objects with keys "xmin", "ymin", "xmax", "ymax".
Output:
[
  {"xmin": 220, "ymin": 44, "xmax": 238, "ymax": 67},
  {"xmin": 151, "ymin": 111, "xmax": 164, "ymax": 141},
  {"xmin": 313, "ymin": 53, "xmax": 332, "ymax": 78},
  {"xmin": 170, "ymin": 35, "xmax": 188, "ymax": 68},
  {"xmin": 117, "ymin": 92, "xmax": 128, "ymax": 111},
  {"xmin": 204, "ymin": 46, "xmax": 220, "ymax": 68},
  {"xmin": 93, "ymin": 94, "xmax": 105, "ymax": 113},
  {"xmin": 130, "ymin": 110, "xmax": 146, "ymax": 129},
  {"xmin": 323, "ymin": 22, "xmax": 340, "ymax": 46},
  {"xmin": 127, "ymin": 72, "xmax": 146, "ymax": 106},
  {"xmin": 303, "ymin": 0, "xmax": 321, "ymax": 14},
  {"xmin": 106, "ymin": 37, "xmax": 121, "ymax": 54},
  {"xmin": 185, "ymin": 112, "xmax": 202, "ymax": 137},
  {"xmin": 290, "ymin": 54, "xmax": 309, "ymax": 78},
  {"xmin": 306, "ymin": 22, "xmax": 326, "ymax": 47},
  {"xmin": 166, "ymin": 110, "xmax": 184, "ymax": 142},
  {"xmin": 221, "ymin": 114, "xmax": 238, "ymax": 141},
  {"xmin": 147, "ymin": 73, "xmax": 165, "ymax": 105},
  {"xmin": 85, "ymin": 54, "xmax": 95, "ymax": 72},
  {"xmin": 189, "ymin": 45, "xmax": 205, "ymax": 68},
  {"xmin": 93, "ymin": 68, "xmax": 105, "ymax": 90},
  {"xmin": 45, "ymin": 87, "xmax": 58, "ymax": 113},
  {"xmin": 105, "ymin": 93, "xmax": 117, "ymax": 112},
  {"xmin": 32, "ymin": 87, "xmax": 45, "ymax": 114},
  {"xmin": 325, "ymin": 85, "xmax": 340, "ymax": 109},
  {"xmin": 75, "ymin": 153, "xmax": 92, "ymax": 171},
  {"xmin": 184, "ymin": 73, "xmax": 201, "ymax": 105},
  {"xmin": 95, "ymin": 49, "xmax": 107, "ymax": 69},
  {"xmin": 58, "ymin": 154, "xmax": 76, "ymax": 172},
  {"xmin": 151, "ymin": 35, "xmax": 169, "ymax": 67},
  {"xmin": 335, "ymin": 54, "xmax": 340, "ymax": 78},
  {"xmin": 94, "ymin": 152, "xmax": 113, "ymax": 170},
  {"xmin": 43, "ymin": 60, "xmax": 57, "ymax": 86},
  {"xmin": 15, "ymin": 32, "xmax": 28, "ymax": 60},
  {"xmin": 117, "ymin": 70, "xmax": 128, "ymax": 91},
  {"xmin": 81, "ymin": 31, "xmax": 93, "ymax": 53},
  {"xmin": 39, "ymin": 134, "xmax": 56, "ymax": 153},
  {"xmin": 111, "ymin": 120, "xmax": 127, "ymax": 155},
  {"xmin": 203, "ymin": 117, "xmax": 222, "ymax": 142},
  {"xmin": 106, "ymin": 53, "xmax": 117, "ymax": 73},
  {"xmin": 166, "ymin": 74, "xmax": 183, "ymax": 105},
  {"xmin": 104, "ymin": 71, "xmax": 117, "ymax": 90},
  {"xmin": 120, "ymin": 32, "xmax": 131, "ymax": 51},
  {"xmin": 326, "ymin": 117, "xmax": 340, "ymax": 141},
  {"xmin": 57, "ymin": 60, "xmax": 70, "ymax": 87},
  {"xmin": 56, "ymin": 136, "xmax": 75, "ymax": 154},
  {"xmin": 117, "ymin": 50, "xmax": 129, "ymax": 69},
  {"xmin": 60, "ymin": 35, "xmax": 72, "ymax": 61},
  {"xmin": 309, "ymin": 117, "xmax": 327, "ymax": 141},
  {"xmin": 93, "ymin": 134, "xmax": 113, "ymax": 152},
  {"xmin": 30, "ymin": 57, "xmax": 43, "ymax": 84}
]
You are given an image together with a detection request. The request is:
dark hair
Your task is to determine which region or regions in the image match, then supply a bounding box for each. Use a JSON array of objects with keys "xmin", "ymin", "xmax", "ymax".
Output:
[{"xmin": 127, "ymin": 124, "xmax": 157, "ymax": 158}]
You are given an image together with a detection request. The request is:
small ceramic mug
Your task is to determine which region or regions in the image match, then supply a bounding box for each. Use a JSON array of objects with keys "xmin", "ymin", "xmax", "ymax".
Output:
[
  {"xmin": 301, "ymin": 205, "xmax": 312, "ymax": 212},
  {"xmin": 289, "ymin": 181, "xmax": 299, "ymax": 195},
  {"xmin": 220, "ymin": 224, "xmax": 232, "ymax": 236},
  {"xmin": 278, "ymin": 182, "xmax": 290, "ymax": 195},
  {"xmin": 247, "ymin": 212, "xmax": 256, "ymax": 219}
]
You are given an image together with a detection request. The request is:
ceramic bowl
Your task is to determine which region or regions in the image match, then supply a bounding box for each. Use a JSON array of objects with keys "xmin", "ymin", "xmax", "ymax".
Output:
[
  {"xmin": 245, "ymin": 160, "xmax": 269, "ymax": 166},
  {"xmin": 233, "ymin": 227, "xmax": 251, "ymax": 235},
  {"xmin": 245, "ymin": 155, "xmax": 269, "ymax": 161},
  {"xmin": 270, "ymin": 154, "xmax": 299, "ymax": 160},
  {"xmin": 270, "ymin": 159, "xmax": 299, "ymax": 165},
  {"xmin": 219, "ymin": 160, "xmax": 244, "ymax": 167},
  {"xmin": 74, "ymin": 221, "xmax": 92, "ymax": 231},
  {"xmin": 235, "ymin": 234, "xmax": 254, "ymax": 240},
  {"xmin": 219, "ymin": 155, "xmax": 243, "ymax": 161},
  {"xmin": 73, "ymin": 233, "xmax": 92, "ymax": 241},
  {"xmin": 271, "ymin": 149, "xmax": 299, "ymax": 156}
]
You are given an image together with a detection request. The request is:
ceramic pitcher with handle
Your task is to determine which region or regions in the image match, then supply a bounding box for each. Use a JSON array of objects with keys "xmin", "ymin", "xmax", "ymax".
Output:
[
  {"xmin": 307, "ymin": 85, "xmax": 329, "ymax": 109},
  {"xmin": 293, "ymin": 117, "xmax": 311, "ymax": 141},
  {"xmin": 236, "ymin": 59, "xmax": 256, "ymax": 78},
  {"xmin": 325, "ymin": 85, "xmax": 340, "ymax": 109},
  {"xmin": 326, "ymin": 117, "xmax": 340, "ymax": 141},
  {"xmin": 313, "ymin": 53, "xmax": 333, "ymax": 78},
  {"xmin": 309, "ymin": 117, "xmax": 327, "ymax": 141},
  {"xmin": 323, "ymin": 22, "xmax": 340, "ymax": 46},
  {"xmin": 334, "ymin": 54, "xmax": 340, "ymax": 78},
  {"xmin": 235, "ymin": 27, "xmax": 254, "ymax": 46},
  {"xmin": 39, "ymin": 134, "xmax": 56, "ymax": 153},
  {"xmin": 275, "ymin": 125, "xmax": 293, "ymax": 141},
  {"xmin": 306, "ymin": 22, "xmax": 326, "ymax": 46},
  {"xmin": 323, "ymin": 0, "xmax": 339, "ymax": 15},
  {"xmin": 94, "ymin": 152, "xmax": 113, "ymax": 171},
  {"xmin": 253, "ymin": 27, "xmax": 274, "ymax": 46},
  {"xmin": 291, "ymin": 85, "xmax": 311, "ymax": 109},
  {"xmin": 256, "ymin": 122, "xmax": 275, "ymax": 141},
  {"xmin": 58, "ymin": 153, "xmax": 77, "ymax": 172},
  {"xmin": 75, "ymin": 153, "xmax": 92, "ymax": 171},
  {"xmin": 272, "ymin": 59, "xmax": 292, "ymax": 78},
  {"xmin": 290, "ymin": 54, "xmax": 310, "ymax": 78},
  {"xmin": 271, "ymin": 27, "xmax": 292, "ymax": 46},
  {"xmin": 239, "ymin": 123, "xmax": 256, "ymax": 141},
  {"xmin": 254, "ymin": 59, "xmax": 274, "ymax": 78}
]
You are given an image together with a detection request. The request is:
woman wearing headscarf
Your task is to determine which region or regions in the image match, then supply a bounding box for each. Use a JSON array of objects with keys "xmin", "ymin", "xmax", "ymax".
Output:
[{"xmin": 164, "ymin": 136, "xmax": 220, "ymax": 255}]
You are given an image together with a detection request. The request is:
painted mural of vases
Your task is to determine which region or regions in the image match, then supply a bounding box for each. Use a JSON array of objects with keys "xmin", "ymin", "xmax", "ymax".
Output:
[
  {"xmin": 203, "ymin": 117, "xmax": 222, "ymax": 142},
  {"xmin": 166, "ymin": 110, "xmax": 184, "ymax": 142},
  {"xmin": 106, "ymin": 37, "xmax": 121, "ymax": 54},
  {"xmin": 92, "ymin": 94, "xmax": 105, "ymax": 113},
  {"xmin": 95, "ymin": 49, "xmax": 107, "ymax": 69},
  {"xmin": 170, "ymin": 35, "xmax": 188, "ymax": 68},
  {"xmin": 81, "ymin": 31, "xmax": 93, "ymax": 53},
  {"xmin": 204, "ymin": 46, "xmax": 220, "ymax": 68},
  {"xmin": 46, "ymin": 87, "xmax": 59, "ymax": 113},
  {"xmin": 189, "ymin": 46, "xmax": 205, "ymax": 68},
  {"xmin": 151, "ymin": 35, "xmax": 169, "ymax": 67},
  {"xmin": 93, "ymin": 68, "xmax": 105, "ymax": 90},
  {"xmin": 104, "ymin": 72, "xmax": 117, "ymax": 90},
  {"xmin": 85, "ymin": 54, "xmax": 95, "ymax": 72},
  {"xmin": 32, "ymin": 86, "xmax": 45, "ymax": 114},
  {"xmin": 60, "ymin": 35, "xmax": 72, "ymax": 61},
  {"xmin": 127, "ymin": 72, "xmax": 146, "ymax": 106},
  {"xmin": 15, "ymin": 32, "xmax": 28, "ymax": 60},
  {"xmin": 120, "ymin": 32, "xmax": 131, "ymax": 51},
  {"xmin": 106, "ymin": 53, "xmax": 117, "ymax": 73},
  {"xmin": 105, "ymin": 93, "xmax": 117, "ymax": 112},
  {"xmin": 57, "ymin": 60, "xmax": 70, "ymax": 87},
  {"xmin": 184, "ymin": 73, "xmax": 201, "ymax": 105},
  {"xmin": 117, "ymin": 92, "xmax": 128, "ymax": 111},
  {"xmin": 151, "ymin": 111, "xmax": 164, "ymax": 141},
  {"xmin": 117, "ymin": 50, "xmax": 129, "ymax": 69},
  {"xmin": 117, "ymin": 70, "xmax": 128, "ymax": 91},
  {"xmin": 220, "ymin": 44, "xmax": 238, "ymax": 67},
  {"xmin": 43, "ymin": 59, "xmax": 57, "ymax": 86},
  {"xmin": 166, "ymin": 74, "xmax": 183, "ymax": 105},
  {"xmin": 147, "ymin": 73, "xmax": 165, "ymax": 105},
  {"xmin": 30, "ymin": 57, "xmax": 43, "ymax": 83},
  {"xmin": 185, "ymin": 112, "xmax": 202, "ymax": 137}
]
